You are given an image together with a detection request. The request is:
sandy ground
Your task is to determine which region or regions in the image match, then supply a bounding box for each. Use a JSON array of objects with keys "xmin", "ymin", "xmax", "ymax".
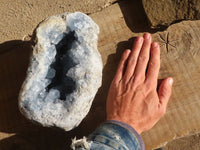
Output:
[
  {"xmin": 0, "ymin": 0, "xmax": 200, "ymax": 149},
  {"xmin": 0, "ymin": 0, "xmax": 116, "ymax": 43}
]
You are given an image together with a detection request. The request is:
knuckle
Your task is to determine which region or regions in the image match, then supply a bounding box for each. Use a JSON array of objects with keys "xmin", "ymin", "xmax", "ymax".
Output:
[
  {"xmin": 162, "ymin": 86, "xmax": 170, "ymax": 95},
  {"xmin": 145, "ymin": 81, "xmax": 153, "ymax": 90},
  {"xmin": 149, "ymin": 61, "xmax": 159, "ymax": 68},
  {"xmin": 132, "ymin": 75, "xmax": 143, "ymax": 85},
  {"xmin": 122, "ymin": 53, "xmax": 128, "ymax": 59},
  {"xmin": 121, "ymin": 50, "xmax": 129, "ymax": 60},
  {"xmin": 111, "ymin": 78, "xmax": 120, "ymax": 87},
  {"xmin": 145, "ymin": 85, "xmax": 154, "ymax": 94},
  {"xmin": 129, "ymin": 57, "xmax": 136, "ymax": 65},
  {"xmin": 112, "ymin": 81, "xmax": 118, "ymax": 87},
  {"xmin": 139, "ymin": 55, "xmax": 148, "ymax": 62},
  {"xmin": 159, "ymin": 106, "xmax": 166, "ymax": 116},
  {"xmin": 160, "ymin": 108, "xmax": 166, "ymax": 116}
]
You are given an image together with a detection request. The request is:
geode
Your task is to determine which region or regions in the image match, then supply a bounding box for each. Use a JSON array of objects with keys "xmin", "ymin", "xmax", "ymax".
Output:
[{"xmin": 18, "ymin": 12, "xmax": 102, "ymax": 131}]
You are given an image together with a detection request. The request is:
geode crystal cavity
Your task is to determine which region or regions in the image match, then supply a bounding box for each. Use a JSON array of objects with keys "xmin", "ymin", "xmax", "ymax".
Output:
[{"xmin": 19, "ymin": 12, "xmax": 102, "ymax": 131}]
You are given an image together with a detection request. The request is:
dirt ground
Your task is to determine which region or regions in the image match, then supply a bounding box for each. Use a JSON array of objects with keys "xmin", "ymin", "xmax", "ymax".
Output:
[{"xmin": 0, "ymin": 0, "xmax": 200, "ymax": 149}]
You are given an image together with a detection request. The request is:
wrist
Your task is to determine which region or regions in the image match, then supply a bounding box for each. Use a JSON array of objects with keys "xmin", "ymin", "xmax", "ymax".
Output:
[
  {"xmin": 106, "ymin": 117, "xmax": 142, "ymax": 134},
  {"xmin": 106, "ymin": 119, "xmax": 142, "ymax": 134},
  {"xmin": 89, "ymin": 120, "xmax": 145, "ymax": 150}
]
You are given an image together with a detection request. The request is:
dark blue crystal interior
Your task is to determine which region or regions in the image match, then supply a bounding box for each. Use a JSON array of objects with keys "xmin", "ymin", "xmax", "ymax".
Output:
[{"xmin": 46, "ymin": 31, "xmax": 77, "ymax": 100}]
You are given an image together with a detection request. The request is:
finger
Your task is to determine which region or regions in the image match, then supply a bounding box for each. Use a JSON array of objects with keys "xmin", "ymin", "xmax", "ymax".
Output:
[
  {"xmin": 158, "ymin": 77, "xmax": 173, "ymax": 107},
  {"xmin": 114, "ymin": 49, "xmax": 131, "ymax": 83},
  {"xmin": 123, "ymin": 36, "xmax": 144, "ymax": 83},
  {"xmin": 134, "ymin": 33, "xmax": 152, "ymax": 80},
  {"xmin": 145, "ymin": 42, "xmax": 160, "ymax": 86}
]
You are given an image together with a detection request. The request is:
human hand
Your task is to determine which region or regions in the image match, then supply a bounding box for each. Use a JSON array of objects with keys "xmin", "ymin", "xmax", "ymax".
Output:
[{"xmin": 106, "ymin": 33, "xmax": 173, "ymax": 134}]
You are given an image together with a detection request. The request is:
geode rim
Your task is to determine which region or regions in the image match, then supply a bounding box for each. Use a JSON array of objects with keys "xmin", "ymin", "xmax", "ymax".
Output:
[{"xmin": 18, "ymin": 12, "xmax": 102, "ymax": 131}]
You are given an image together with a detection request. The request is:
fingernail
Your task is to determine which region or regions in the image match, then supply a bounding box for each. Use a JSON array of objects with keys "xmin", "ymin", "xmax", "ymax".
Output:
[
  {"xmin": 144, "ymin": 33, "xmax": 150, "ymax": 39},
  {"xmin": 152, "ymin": 42, "xmax": 158, "ymax": 48},
  {"xmin": 169, "ymin": 78, "xmax": 173, "ymax": 85},
  {"xmin": 126, "ymin": 49, "xmax": 131, "ymax": 55},
  {"xmin": 137, "ymin": 37, "xmax": 143, "ymax": 43}
]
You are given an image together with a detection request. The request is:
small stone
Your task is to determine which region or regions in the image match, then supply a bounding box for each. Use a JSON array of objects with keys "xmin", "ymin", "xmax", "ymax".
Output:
[
  {"xmin": 142, "ymin": 0, "xmax": 200, "ymax": 27},
  {"xmin": 18, "ymin": 12, "xmax": 103, "ymax": 131}
]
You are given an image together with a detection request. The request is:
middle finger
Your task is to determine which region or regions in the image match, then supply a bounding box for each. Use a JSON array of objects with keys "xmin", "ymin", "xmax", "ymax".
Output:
[{"xmin": 134, "ymin": 33, "xmax": 152, "ymax": 81}]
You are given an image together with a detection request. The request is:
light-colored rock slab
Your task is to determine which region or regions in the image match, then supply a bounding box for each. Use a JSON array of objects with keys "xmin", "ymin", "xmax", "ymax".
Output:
[
  {"xmin": 18, "ymin": 12, "xmax": 103, "ymax": 131},
  {"xmin": 142, "ymin": 0, "xmax": 200, "ymax": 27}
]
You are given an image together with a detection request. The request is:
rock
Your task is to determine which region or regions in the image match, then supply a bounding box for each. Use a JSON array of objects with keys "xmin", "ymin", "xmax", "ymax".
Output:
[
  {"xmin": 142, "ymin": 20, "xmax": 200, "ymax": 149},
  {"xmin": 142, "ymin": 0, "xmax": 200, "ymax": 27},
  {"xmin": 18, "ymin": 12, "xmax": 103, "ymax": 131}
]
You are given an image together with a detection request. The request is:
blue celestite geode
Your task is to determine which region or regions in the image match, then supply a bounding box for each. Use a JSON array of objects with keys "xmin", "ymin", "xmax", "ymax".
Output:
[{"xmin": 18, "ymin": 12, "xmax": 102, "ymax": 131}]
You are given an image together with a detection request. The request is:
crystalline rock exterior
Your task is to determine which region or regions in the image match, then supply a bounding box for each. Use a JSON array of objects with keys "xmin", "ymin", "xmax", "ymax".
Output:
[{"xmin": 18, "ymin": 12, "xmax": 103, "ymax": 131}]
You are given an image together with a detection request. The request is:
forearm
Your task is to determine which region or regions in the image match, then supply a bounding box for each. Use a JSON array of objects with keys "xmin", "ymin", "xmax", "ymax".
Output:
[{"xmin": 71, "ymin": 120, "xmax": 145, "ymax": 150}]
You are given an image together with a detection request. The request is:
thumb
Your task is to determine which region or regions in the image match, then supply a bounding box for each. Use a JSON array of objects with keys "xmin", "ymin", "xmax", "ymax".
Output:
[{"xmin": 158, "ymin": 77, "xmax": 173, "ymax": 107}]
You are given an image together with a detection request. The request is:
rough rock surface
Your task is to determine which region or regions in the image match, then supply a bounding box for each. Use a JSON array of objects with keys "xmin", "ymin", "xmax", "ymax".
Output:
[
  {"xmin": 18, "ymin": 12, "xmax": 103, "ymax": 131},
  {"xmin": 142, "ymin": 0, "xmax": 200, "ymax": 27},
  {"xmin": 141, "ymin": 20, "xmax": 200, "ymax": 149}
]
